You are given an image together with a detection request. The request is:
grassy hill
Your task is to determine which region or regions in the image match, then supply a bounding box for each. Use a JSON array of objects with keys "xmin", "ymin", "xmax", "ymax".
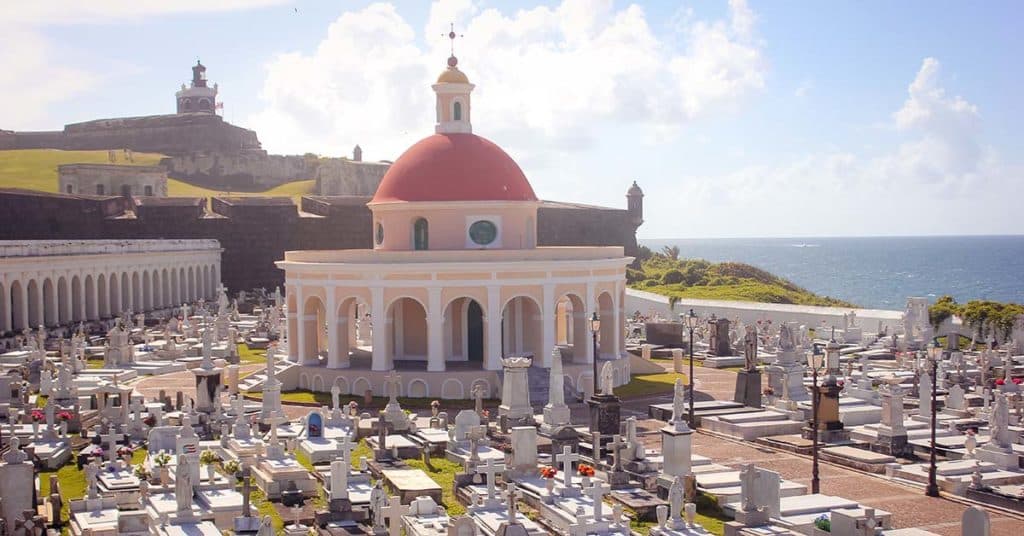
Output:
[
  {"xmin": 630, "ymin": 248, "xmax": 856, "ymax": 307},
  {"xmin": 0, "ymin": 149, "xmax": 315, "ymax": 201}
]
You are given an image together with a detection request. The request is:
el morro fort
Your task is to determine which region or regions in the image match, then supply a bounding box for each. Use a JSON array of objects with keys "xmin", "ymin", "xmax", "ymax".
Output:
[{"xmin": 0, "ymin": 61, "xmax": 644, "ymax": 294}]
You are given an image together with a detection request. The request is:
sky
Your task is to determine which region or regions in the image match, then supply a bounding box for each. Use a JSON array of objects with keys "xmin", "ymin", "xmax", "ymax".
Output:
[{"xmin": 1, "ymin": 0, "xmax": 1021, "ymax": 239}]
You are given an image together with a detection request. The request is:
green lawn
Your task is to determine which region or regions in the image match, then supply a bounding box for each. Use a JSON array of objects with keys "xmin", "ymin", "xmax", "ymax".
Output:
[
  {"xmin": 0, "ymin": 149, "xmax": 316, "ymax": 203},
  {"xmin": 237, "ymin": 343, "xmax": 268, "ymax": 365},
  {"xmin": 40, "ymin": 447, "xmax": 148, "ymax": 528},
  {"xmin": 405, "ymin": 455, "xmax": 466, "ymax": 516},
  {"xmin": 628, "ymin": 492, "xmax": 729, "ymax": 535},
  {"xmin": 616, "ymin": 371, "xmax": 688, "ymax": 398}
]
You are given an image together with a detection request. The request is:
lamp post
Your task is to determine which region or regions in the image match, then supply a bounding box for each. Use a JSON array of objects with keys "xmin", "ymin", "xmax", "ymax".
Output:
[
  {"xmin": 926, "ymin": 340, "xmax": 942, "ymax": 497},
  {"xmin": 807, "ymin": 343, "xmax": 824, "ymax": 494},
  {"xmin": 590, "ymin": 312, "xmax": 601, "ymax": 398},
  {"xmin": 682, "ymin": 309, "xmax": 699, "ymax": 426}
]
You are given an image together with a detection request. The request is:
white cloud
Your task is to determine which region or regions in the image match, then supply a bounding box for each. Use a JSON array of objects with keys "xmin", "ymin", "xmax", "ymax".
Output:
[
  {"xmin": 0, "ymin": 1, "xmax": 289, "ymax": 25},
  {"xmin": 247, "ymin": 0, "xmax": 766, "ymax": 159},
  {"xmin": 646, "ymin": 57, "xmax": 1014, "ymax": 237}
]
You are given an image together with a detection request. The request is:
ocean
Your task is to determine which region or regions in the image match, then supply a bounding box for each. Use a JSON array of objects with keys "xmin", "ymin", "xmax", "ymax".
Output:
[{"xmin": 639, "ymin": 236, "xmax": 1024, "ymax": 310}]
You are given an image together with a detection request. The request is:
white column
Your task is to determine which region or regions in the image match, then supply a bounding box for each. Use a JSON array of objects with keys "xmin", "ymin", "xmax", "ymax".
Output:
[
  {"xmin": 427, "ymin": 288, "xmax": 444, "ymax": 372},
  {"xmin": 125, "ymin": 274, "xmax": 134, "ymax": 313},
  {"xmin": 0, "ymin": 281, "xmax": 10, "ymax": 332},
  {"xmin": 485, "ymin": 286, "xmax": 502, "ymax": 371},
  {"xmin": 18, "ymin": 279, "xmax": 30, "ymax": 330},
  {"xmin": 294, "ymin": 285, "xmax": 305, "ymax": 364},
  {"xmin": 585, "ymin": 282, "xmax": 596, "ymax": 364},
  {"xmin": 61, "ymin": 274, "xmax": 72, "ymax": 324},
  {"xmin": 326, "ymin": 291, "xmax": 340, "ymax": 369},
  {"xmin": 612, "ymin": 283, "xmax": 621, "ymax": 358},
  {"xmin": 371, "ymin": 287, "xmax": 388, "ymax": 371},
  {"xmin": 541, "ymin": 284, "xmax": 555, "ymax": 368}
]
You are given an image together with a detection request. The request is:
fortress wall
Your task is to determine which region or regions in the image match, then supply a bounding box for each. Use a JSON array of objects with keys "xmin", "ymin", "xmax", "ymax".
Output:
[
  {"xmin": 162, "ymin": 152, "xmax": 317, "ymax": 190},
  {"xmin": 0, "ymin": 191, "xmax": 641, "ymax": 292},
  {"xmin": 314, "ymin": 159, "xmax": 389, "ymax": 195},
  {"xmin": 0, "ymin": 131, "xmax": 70, "ymax": 150}
]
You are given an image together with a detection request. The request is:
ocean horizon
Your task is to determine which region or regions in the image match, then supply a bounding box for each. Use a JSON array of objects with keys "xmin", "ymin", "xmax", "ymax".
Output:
[{"xmin": 639, "ymin": 235, "xmax": 1024, "ymax": 310}]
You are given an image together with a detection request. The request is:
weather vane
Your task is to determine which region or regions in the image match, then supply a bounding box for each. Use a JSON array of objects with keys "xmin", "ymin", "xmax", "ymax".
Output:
[{"xmin": 443, "ymin": 23, "xmax": 463, "ymax": 56}]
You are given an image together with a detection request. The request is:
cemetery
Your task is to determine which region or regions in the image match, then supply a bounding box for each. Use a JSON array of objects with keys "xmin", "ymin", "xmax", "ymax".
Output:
[{"xmin": 1, "ymin": 41, "xmax": 1022, "ymax": 536}]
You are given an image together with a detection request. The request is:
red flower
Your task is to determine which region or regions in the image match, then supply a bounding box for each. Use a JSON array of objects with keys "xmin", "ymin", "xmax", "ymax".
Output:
[
  {"xmin": 57, "ymin": 411, "xmax": 73, "ymax": 422},
  {"xmin": 1013, "ymin": 378, "xmax": 1023, "ymax": 385},
  {"xmin": 995, "ymin": 379, "xmax": 1006, "ymax": 386},
  {"xmin": 31, "ymin": 409, "xmax": 44, "ymax": 422},
  {"xmin": 143, "ymin": 415, "xmax": 156, "ymax": 427},
  {"xmin": 117, "ymin": 446, "xmax": 133, "ymax": 457},
  {"xmin": 578, "ymin": 464, "xmax": 595, "ymax": 477},
  {"xmin": 540, "ymin": 466, "xmax": 557, "ymax": 479}
]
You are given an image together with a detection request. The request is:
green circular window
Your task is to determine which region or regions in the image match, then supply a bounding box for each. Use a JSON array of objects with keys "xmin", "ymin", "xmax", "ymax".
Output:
[
  {"xmin": 375, "ymin": 223, "xmax": 384, "ymax": 245},
  {"xmin": 469, "ymin": 220, "xmax": 498, "ymax": 245}
]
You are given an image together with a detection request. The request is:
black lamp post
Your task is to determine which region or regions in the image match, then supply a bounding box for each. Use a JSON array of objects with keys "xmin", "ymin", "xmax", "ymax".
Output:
[
  {"xmin": 926, "ymin": 340, "xmax": 942, "ymax": 497},
  {"xmin": 590, "ymin": 312, "xmax": 601, "ymax": 398},
  {"xmin": 682, "ymin": 309, "xmax": 699, "ymax": 425},
  {"xmin": 807, "ymin": 343, "xmax": 824, "ymax": 494}
]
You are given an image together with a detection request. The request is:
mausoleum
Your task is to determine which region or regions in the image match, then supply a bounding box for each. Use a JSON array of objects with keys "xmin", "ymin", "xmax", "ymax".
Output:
[{"xmin": 276, "ymin": 52, "xmax": 632, "ymax": 399}]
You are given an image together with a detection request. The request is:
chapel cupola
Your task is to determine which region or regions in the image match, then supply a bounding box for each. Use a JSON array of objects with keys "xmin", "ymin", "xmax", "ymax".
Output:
[
  {"xmin": 432, "ymin": 28, "xmax": 474, "ymax": 134},
  {"xmin": 176, "ymin": 59, "xmax": 219, "ymax": 114},
  {"xmin": 627, "ymin": 181, "xmax": 644, "ymax": 226}
]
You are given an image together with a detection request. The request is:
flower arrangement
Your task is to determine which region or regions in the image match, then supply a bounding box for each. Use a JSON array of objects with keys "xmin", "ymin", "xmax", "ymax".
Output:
[
  {"xmin": 199, "ymin": 450, "xmax": 220, "ymax": 465},
  {"xmin": 223, "ymin": 459, "xmax": 241, "ymax": 475},
  {"xmin": 133, "ymin": 464, "xmax": 150, "ymax": 480},
  {"xmin": 837, "ymin": 380, "xmax": 845, "ymax": 388},
  {"xmin": 117, "ymin": 446, "xmax": 133, "ymax": 458},
  {"xmin": 965, "ymin": 428, "xmax": 976, "ymax": 436},
  {"xmin": 577, "ymin": 464, "xmax": 595, "ymax": 477},
  {"xmin": 539, "ymin": 466, "xmax": 557, "ymax": 479},
  {"xmin": 31, "ymin": 409, "xmax": 44, "ymax": 422},
  {"xmin": 431, "ymin": 400, "xmax": 441, "ymax": 409},
  {"xmin": 813, "ymin": 513, "xmax": 831, "ymax": 532},
  {"xmin": 154, "ymin": 452, "xmax": 172, "ymax": 467},
  {"xmin": 143, "ymin": 415, "xmax": 156, "ymax": 427},
  {"xmin": 995, "ymin": 379, "xmax": 1006, "ymax": 386},
  {"xmin": 57, "ymin": 410, "xmax": 73, "ymax": 422},
  {"xmin": 762, "ymin": 387, "xmax": 775, "ymax": 396},
  {"xmin": 480, "ymin": 409, "xmax": 490, "ymax": 419},
  {"xmin": 1014, "ymin": 378, "xmax": 1023, "ymax": 385}
]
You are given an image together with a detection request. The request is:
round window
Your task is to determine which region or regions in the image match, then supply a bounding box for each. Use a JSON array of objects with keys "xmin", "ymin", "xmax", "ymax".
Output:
[
  {"xmin": 469, "ymin": 220, "xmax": 497, "ymax": 246},
  {"xmin": 375, "ymin": 223, "xmax": 384, "ymax": 245}
]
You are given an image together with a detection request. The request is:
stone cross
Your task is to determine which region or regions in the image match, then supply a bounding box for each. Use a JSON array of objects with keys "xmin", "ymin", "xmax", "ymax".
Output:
[
  {"xmin": 584, "ymin": 481, "xmax": 611, "ymax": 522},
  {"xmin": 101, "ymin": 429, "xmax": 125, "ymax": 462},
  {"xmin": 476, "ymin": 458, "xmax": 504, "ymax": 501},
  {"xmin": 739, "ymin": 464, "xmax": 760, "ymax": 512},
  {"xmin": 556, "ymin": 445, "xmax": 580, "ymax": 479},
  {"xmin": 472, "ymin": 384, "xmax": 486, "ymax": 416},
  {"xmin": 609, "ymin": 434, "xmax": 627, "ymax": 471},
  {"xmin": 385, "ymin": 370, "xmax": 402, "ymax": 403},
  {"xmin": 335, "ymin": 434, "xmax": 356, "ymax": 466},
  {"xmin": 504, "ymin": 481, "xmax": 520, "ymax": 523},
  {"xmin": 382, "ymin": 496, "xmax": 406, "ymax": 536},
  {"xmin": 266, "ymin": 412, "xmax": 288, "ymax": 448},
  {"xmin": 84, "ymin": 459, "xmax": 100, "ymax": 498}
]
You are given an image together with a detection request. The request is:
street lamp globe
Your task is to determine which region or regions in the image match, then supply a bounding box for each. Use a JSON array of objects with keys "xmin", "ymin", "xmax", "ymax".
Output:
[
  {"xmin": 590, "ymin": 312, "xmax": 601, "ymax": 334},
  {"xmin": 685, "ymin": 308, "xmax": 699, "ymax": 330}
]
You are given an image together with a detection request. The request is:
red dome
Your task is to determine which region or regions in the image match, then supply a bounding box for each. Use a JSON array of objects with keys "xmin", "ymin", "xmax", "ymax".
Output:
[{"xmin": 371, "ymin": 133, "xmax": 537, "ymax": 204}]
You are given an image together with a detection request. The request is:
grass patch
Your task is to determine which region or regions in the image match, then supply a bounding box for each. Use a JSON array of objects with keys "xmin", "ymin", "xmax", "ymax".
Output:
[
  {"xmin": 86, "ymin": 358, "xmax": 105, "ymax": 369},
  {"xmin": 627, "ymin": 492, "xmax": 728, "ymax": 535},
  {"xmin": 616, "ymin": 371, "xmax": 688, "ymax": 398},
  {"xmin": 0, "ymin": 149, "xmax": 316, "ymax": 204},
  {"xmin": 237, "ymin": 343, "xmax": 267, "ymax": 365},
  {"xmin": 404, "ymin": 455, "xmax": 465, "ymax": 516},
  {"xmin": 250, "ymin": 480, "xmax": 284, "ymax": 531},
  {"xmin": 246, "ymin": 389, "xmax": 496, "ymax": 411}
]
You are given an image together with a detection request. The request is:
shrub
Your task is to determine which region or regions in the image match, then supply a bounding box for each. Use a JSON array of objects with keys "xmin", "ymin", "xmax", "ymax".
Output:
[
  {"xmin": 626, "ymin": 268, "xmax": 646, "ymax": 283},
  {"xmin": 644, "ymin": 279, "xmax": 660, "ymax": 288},
  {"xmin": 662, "ymin": 270, "xmax": 685, "ymax": 285}
]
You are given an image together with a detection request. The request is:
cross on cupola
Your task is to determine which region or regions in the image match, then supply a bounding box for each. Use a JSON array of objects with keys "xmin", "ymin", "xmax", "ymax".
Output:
[{"xmin": 433, "ymin": 23, "xmax": 474, "ymax": 134}]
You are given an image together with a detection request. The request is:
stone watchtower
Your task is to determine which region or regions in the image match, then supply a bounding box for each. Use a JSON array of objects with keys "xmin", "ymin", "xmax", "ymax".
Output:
[
  {"xmin": 627, "ymin": 181, "xmax": 644, "ymax": 226},
  {"xmin": 176, "ymin": 60, "xmax": 219, "ymax": 114}
]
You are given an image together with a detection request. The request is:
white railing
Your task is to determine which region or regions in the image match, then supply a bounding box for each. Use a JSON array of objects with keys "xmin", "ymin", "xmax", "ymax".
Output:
[{"xmin": 0, "ymin": 239, "xmax": 221, "ymax": 258}]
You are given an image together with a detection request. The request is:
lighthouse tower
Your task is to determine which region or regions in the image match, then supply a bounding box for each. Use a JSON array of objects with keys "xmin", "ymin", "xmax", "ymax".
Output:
[{"xmin": 176, "ymin": 60, "xmax": 219, "ymax": 114}]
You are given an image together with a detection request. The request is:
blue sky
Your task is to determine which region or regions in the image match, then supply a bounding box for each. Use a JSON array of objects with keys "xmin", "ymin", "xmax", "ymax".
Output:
[{"xmin": 2, "ymin": 1, "xmax": 1020, "ymax": 238}]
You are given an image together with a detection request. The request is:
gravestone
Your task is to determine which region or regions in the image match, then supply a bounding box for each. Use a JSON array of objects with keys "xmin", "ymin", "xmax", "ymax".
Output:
[{"xmin": 961, "ymin": 506, "xmax": 990, "ymax": 536}]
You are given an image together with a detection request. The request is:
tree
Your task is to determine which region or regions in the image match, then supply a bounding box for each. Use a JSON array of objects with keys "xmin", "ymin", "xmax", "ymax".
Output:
[{"xmin": 661, "ymin": 245, "xmax": 681, "ymax": 260}]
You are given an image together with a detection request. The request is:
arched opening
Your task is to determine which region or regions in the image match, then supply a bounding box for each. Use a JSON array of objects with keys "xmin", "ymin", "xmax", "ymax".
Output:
[
  {"xmin": 413, "ymin": 218, "xmax": 429, "ymax": 251},
  {"xmin": 121, "ymin": 184, "xmax": 132, "ymax": 198},
  {"xmin": 597, "ymin": 291, "xmax": 616, "ymax": 359},
  {"xmin": 108, "ymin": 274, "xmax": 120, "ymax": 317},
  {"xmin": 555, "ymin": 293, "xmax": 587, "ymax": 362},
  {"xmin": 57, "ymin": 277, "xmax": 69, "ymax": 324},
  {"xmin": 120, "ymin": 273, "xmax": 130, "ymax": 313},
  {"xmin": 501, "ymin": 295, "xmax": 543, "ymax": 358},
  {"xmin": 199, "ymin": 98, "xmax": 211, "ymax": 111},
  {"xmin": 97, "ymin": 274, "xmax": 108, "ymax": 318},
  {"xmin": 386, "ymin": 297, "xmax": 428, "ymax": 365},
  {"xmin": 27, "ymin": 280, "xmax": 41, "ymax": 327},
  {"xmin": 85, "ymin": 275, "xmax": 96, "ymax": 320},
  {"xmin": 0, "ymin": 283, "xmax": 9, "ymax": 333},
  {"xmin": 301, "ymin": 295, "xmax": 327, "ymax": 365},
  {"xmin": 453, "ymin": 101, "xmax": 462, "ymax": 121},
  {"xmin": 71, "ymin": 275, "xmax": 82, "ymax": 321},
  {"xmin": 142, "ymin": 271, "xmax": 151, "ymax": 310},
  {"xmin": 443, "ymin": 297, "xmax": 485, "ymax": 366},
  {"xmin": 66, "ymin": 184, "xmax": 74, "ymax": 194},
  {"xmin": 10, "ymin": 281, "xmax": 25, "ymax": 331},
  {"xmin": 42, "ymin": 278, "xmax": 57, "ymax": 326},
  {"xmin": 96, "ymin": 184, "xmax": 105, "ymax": 195},
  {"xmin": 131, "ymin": 272, "xmax": 141, "ymax": 312},
  {"xmin": 144, "ymin": 185, "xmax": 153, "ymax": 196},
  {"xmin": 330, "ymin": 297, "xmax": 367, "ymax": 369}
]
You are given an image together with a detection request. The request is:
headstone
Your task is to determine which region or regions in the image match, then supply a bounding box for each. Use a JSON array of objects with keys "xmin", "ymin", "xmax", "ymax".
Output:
[
  {"xmin": 961, "ymin": 506, "xmax": 990, "ymax": 536},
  {"xmin": 499, "ymin": 356, "xmax": 534, "ymax": 431}
]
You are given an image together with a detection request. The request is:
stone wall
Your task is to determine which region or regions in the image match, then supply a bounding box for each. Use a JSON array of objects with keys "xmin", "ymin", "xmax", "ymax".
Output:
[
  {"xmin": 0, "ymin": 113, "xmax": 259, "ymax": 156},
  {"xmin": 58, "ymin": 163, "xmax": 168, "ymax": 197},
  {"xmin": 314, "ymin": 159, "xmax": 390, "ymax": 195},
  {"xmin": 0, "ymin": 190, "xmax": 642, "ymax": 293},
  {"xmin": 161, "ymin": 152, "xmax": 317, "ymax": 191}
]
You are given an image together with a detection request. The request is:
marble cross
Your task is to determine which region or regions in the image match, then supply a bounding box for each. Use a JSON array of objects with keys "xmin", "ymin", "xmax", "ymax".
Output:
[
  {"xmin": 556, "ymin": 446, "xmax": 580, "ymax": 480},
  {"xmin": 385, "ymin": 370, "xmax": 402, "ymax": 403},
  {"xmin": 609, "ymin": 434, "xmax": 627, "ymax": 471},
  {"xmin": 584, "ymin": 481, "xmax": 611, "ymax": 522},
  {"xmin": 382, "ymin": 496, "xmax": 406, "ymax": 536},
  {"xmin": 101, "ymin": 429, "xmax": 125, "ymax": 462},
  {"xmin": 476, "ymin": 458, "xmax": 504, "ymax": 501}
]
